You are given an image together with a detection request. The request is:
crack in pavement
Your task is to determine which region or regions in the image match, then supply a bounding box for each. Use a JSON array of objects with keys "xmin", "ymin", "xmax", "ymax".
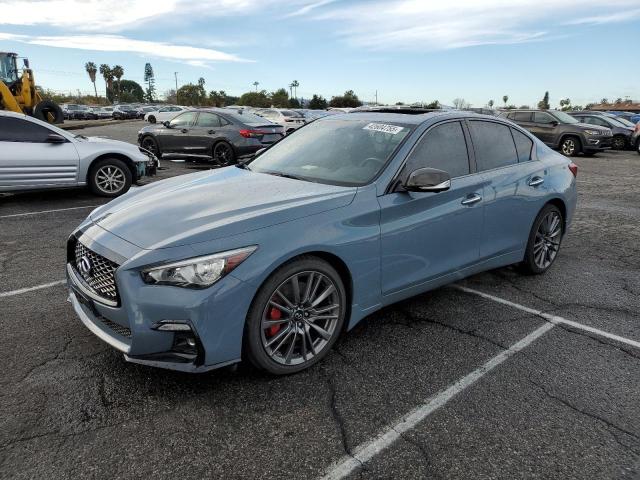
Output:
[{"xmin": 528, "ymin": 379, "xmax": 640, "ymax": 455}]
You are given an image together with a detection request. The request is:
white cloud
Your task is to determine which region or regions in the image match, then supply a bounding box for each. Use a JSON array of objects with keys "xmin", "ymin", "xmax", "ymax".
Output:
[
  {"xmin": 0, "ymin": 33, "xmax": 251, "ymax": 64},
  {"xmin": 310, "ymin": 0, "xmax": 640, "ymax": 50}
]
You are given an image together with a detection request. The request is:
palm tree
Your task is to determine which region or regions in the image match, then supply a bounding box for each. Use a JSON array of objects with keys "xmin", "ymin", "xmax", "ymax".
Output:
[
  {"xmin": 291, "ymin": 80, "xmax": 299, "ymax": 101},
  {"xmin": 99, "ymin": 64, "xmax": 112, "ymax": 99},
  {"xmin": 488, "ymin": 99, "xmax": 494, "ymax": 108},
  {"xmin": 85, "ymin": 62, "xmax": 98, "ymax": 98},
  {"xmin": 253, "ymin": 81, "xmax": 259, "ymax": 91},
  {"xmin": 502, "ymin": 95, "xmax": 509, "ymax": 107},
  {"xmin": 111, "ymin": 65, "xmax": 124, "ymax": 99}
]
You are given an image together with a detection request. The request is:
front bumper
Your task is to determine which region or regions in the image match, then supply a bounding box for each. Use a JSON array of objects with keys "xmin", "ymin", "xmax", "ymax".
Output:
[
  {"xmin": 65, "ymin": 230, "xmax": 254, "ymax": 372},
  {"xmin": 583, "ymin": 135, "xmax": 612, "ymax": 152}
]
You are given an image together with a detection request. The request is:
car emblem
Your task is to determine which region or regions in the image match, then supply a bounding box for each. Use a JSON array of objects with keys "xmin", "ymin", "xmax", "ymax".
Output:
[{"xmin": 78, "ymin": 256, "xmax": 92, "ymax": 275}]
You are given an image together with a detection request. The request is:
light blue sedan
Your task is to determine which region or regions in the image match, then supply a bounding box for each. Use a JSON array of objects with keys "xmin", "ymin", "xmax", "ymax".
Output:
[{"xmin": 66, "ymin": 111, "xmax": 577, "ymax": 374}]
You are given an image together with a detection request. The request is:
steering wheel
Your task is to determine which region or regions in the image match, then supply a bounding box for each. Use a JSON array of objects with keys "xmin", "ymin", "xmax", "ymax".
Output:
[{"xmin": 359, "ymin": 157, "xmax": 384, "ymax": 169}]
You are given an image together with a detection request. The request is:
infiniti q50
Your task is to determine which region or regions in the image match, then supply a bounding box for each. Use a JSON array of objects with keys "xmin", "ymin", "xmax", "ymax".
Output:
[{"xmin": 66, "ymin": 111, "xmax": 577, "ymax": 374}]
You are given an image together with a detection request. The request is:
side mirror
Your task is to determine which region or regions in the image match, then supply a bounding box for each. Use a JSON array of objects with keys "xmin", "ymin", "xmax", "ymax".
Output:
[
  {"xmin": 163, "ymin": 121, "xmax": 172, "ymax": 128},
  {"xmin": 45, "ymin": 133, "xmax": 67, "ymax": 144},
  {"xmin": 550, "ymin": 121, "xmax": 559, "ymax": 126},
  {"xmin": 403, "ymin": 168, "xmax": 451, "ymax": 193},
  {"xmin": 23, "ymin": 58, "xmax": 30, "ymax": 68}
]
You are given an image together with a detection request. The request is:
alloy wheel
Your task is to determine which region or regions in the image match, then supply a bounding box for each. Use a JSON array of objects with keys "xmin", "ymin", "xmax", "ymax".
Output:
[
  {"xmin": 95, "ymin": 165, "xmax": 126, "ymax": 194},
  {"xmin": 612, "ymin": 136, "xmax": 625, "ymax": 150},
  {"xmin": 213, "ymin": 143, "xmax": 233, "ymax": 166},
  {"xmin": 533, "ymin": 211, "xmax": 562, "ymax": 270},
  {"xmin": 142, "ymin": 137, "xmax": 158, "ymax": 156},
  {"xmin": 260, "ymin": 271, "xmax": 341, "ymax": 366},
  {"xmin": 561, "ymin": 139, "xmax": 575, "ymax": 156}
]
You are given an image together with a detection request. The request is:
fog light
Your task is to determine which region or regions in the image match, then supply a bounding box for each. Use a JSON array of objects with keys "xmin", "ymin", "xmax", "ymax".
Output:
[{"xmin": 153, "ymin": 320, "xmax": 192, "ymax": 331}]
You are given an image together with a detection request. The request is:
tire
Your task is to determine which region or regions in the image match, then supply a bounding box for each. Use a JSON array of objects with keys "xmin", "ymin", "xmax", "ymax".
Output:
[
  {"xmin": 33, "ymin": 100, "xmax": 64, "ymax": 124},
  {"xmin": 141, "ymin": 135, "xmax": 160, "ymax": 157},
  {"xmin": 560, "ymin": 136, "xmax": 581, "ymax": 157},
  {"xmin": 520, "ymin": 204, "xmax": 564, "ymax": 275},
  {"xmin": 612, "ymin": 136, "xmax": 626, "ymax": 150},
  {"xmin": 243, "ymin": 256, "xmax": 347, "ymax": 375},
  {"xmin": 89, "ymin": 158, "xmax": 132, "ymax": 197},
  {"xmin": 148, "ymin": 115, "xmax": 156, "ymax": 124},
  {"xmin": 212, "ymin": 141, "xmax": 236, "ymax": 166},
  {"xmin": 636, "ymin": 139, "xmax": 640, "ymax": 155}
]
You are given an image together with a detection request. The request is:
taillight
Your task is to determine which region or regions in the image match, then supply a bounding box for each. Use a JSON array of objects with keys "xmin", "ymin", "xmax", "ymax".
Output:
[
  {"xmin": 635, "ymin": 124, "xmax": 640, "ymax": 133},
  {"xmin": 239, "ymin": 129, "xmax": 266, "ymax": 138},
  {"xmin": 568, "ymin": 162, "xmax": 578, "ymax": 178}
]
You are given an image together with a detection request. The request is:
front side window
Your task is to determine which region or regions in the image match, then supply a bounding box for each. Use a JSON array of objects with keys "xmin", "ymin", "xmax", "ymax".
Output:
[
  {"xmin": 469, "ymin": 121, "xmax": 518, "ymax": 171},
  {"xmin": 0, "ymin": 117, "xmax": 54, "ymax": 143},
  {"xmin": 249, "ymin": 118, "xmax": 412, "ymax": 186},
  {"xmin": 550, "ymin": 111, "xmax": 579, "ymax": 124},
  {"xmin": 404, "ymin": 121, "xmax": 470, "ymax": 178},
  {"xmin": 169, "ymin": 112, "xmax": 197, "ymax": 128}
]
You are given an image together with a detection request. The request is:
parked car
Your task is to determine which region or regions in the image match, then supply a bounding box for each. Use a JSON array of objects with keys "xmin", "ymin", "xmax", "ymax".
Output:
[
  {"xmin": 570, "ymin": 112, "xmax": 634, "ymax": 150},
  {"xmin": 138, "ymin": 106, "xmax": 156, "ymax": 119},
  {"xmin": 501, "ymin": 109, "xmax": 612, "ymax": 156},
  {"xmin": 630, "ymin": 124, "xmax": 640, "ymax": 154},
  {"xmin": 255, "ymin": 108, "xmax": 306, "ymax": 133},
  {"xmin": 90, "ymin": 106, "xmax": 113, "ymax": 119},
  {"xmin": 68, "ymin": 111, "xmax": 576, "ymax": 375},
  {"xmin": 62, "ymin": 104, "xmax": 89, "ymax": 120},
  {"xmin": 144, "ymin": 105, "xmax": 191, "ymax": 124},
  {"xmin": 0, "ymin": 111, "xmax": 156, "ymax": 196},
  {"xmin": 138, "ymin": 108, "xmax": 285, "ymax": 165},
  {"xmin": 606, "ymin": 111, "xmax": 640, "ymax": 124},
  {"xmin": 112, "ymin": 105, "xmax": 138, "ymax": 120}
]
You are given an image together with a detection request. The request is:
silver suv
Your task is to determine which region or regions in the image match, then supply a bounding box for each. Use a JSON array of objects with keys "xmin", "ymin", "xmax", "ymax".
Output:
[{"xmin": 0, "ymin": 111, "xmax": 156, "ymax": 197}]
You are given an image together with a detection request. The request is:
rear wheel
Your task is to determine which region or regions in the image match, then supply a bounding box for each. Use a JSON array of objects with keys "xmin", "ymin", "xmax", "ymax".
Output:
[
  {"xmin": 89, "ymin": 158, "xmax": 132, "ymax": 197},
  {"xmin": 612, "ymin": 135, "xmax": 626, "ymax": 150},
  {"xmin": 244, "ymin": 257, "xmax": 346, "ymax": 375},
  {"xmin": 212, "ymin": 141, "xmax": 235, "ymax": 166},
  {"xmin": 148, "ymin": 115, "xmax": 156, "ymax": 124},
  {"xmin": 560, "ymin": 136, "xmax": 581, "ymax": 157},
  {"xmin": 520, "ymin": 204, "xmax": 564, "ymax": 275}
]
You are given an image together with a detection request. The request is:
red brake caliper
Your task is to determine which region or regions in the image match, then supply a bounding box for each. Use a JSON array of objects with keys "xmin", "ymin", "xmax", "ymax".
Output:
[{"xmin": 267, "ymin": 307, "xmax": 282, "ymax": 337}]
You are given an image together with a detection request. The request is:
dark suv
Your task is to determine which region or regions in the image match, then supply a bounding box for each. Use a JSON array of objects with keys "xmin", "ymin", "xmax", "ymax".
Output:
[
  {"xmin": 570, "ymin": 111, "xmax": 634, "ymax": 150},
  {"xmin": 501, "ymin": 109, "xmax": 612, "ymax": 156}
]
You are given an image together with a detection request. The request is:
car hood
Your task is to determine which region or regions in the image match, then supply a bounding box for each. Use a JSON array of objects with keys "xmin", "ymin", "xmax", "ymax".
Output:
[
  {"xmin": 90, "ymin": 167, "xmax": 357, "ymax": 249},
  {"xmin": 575, "ymin": 123, "xmax": 610, "ymax": 133}
]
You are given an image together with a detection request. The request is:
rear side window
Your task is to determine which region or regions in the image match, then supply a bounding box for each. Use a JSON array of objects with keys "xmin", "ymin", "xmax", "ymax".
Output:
[
  {"xmin": 196, "ymin": 113, "xmax": 222, "ymax": 127},
  {"xmin": 0, "ymin": 117, "xmax": 54, "ymax": 142},
  {"xmin": 511, "ymin": 128, "xmax": 534, "ymax": 162},
  {"xmin": 533, "ymin": 112, "xmax": 555, "ymax": 124},
  {"xmin": 405, "ymin": 121, "xmax": 470, "ymax": 178},
  {"xmin": 513, "ymin": 112, "xmax": 532, "ymax": 122},
  {"xmin": 469, "ymin": 121, "xmax": 518, "ymax": 171}
]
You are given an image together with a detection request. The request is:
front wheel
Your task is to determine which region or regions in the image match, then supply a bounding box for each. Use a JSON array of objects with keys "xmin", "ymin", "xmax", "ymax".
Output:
[
  {"xmin": 244, "ymin": 257, "xmax": 347, "ymax": 375},
  {"xmin": 612, "ymin": 136, "xmax": 626, "ymax": 150},
  {"xmin": 520, "ymin": 204, "xmax": 564, "ymax": 275},
  {"xmin": 89, "ymin": 158, "xmax": 132, "ymax": 197},
  {"xmin": 141, "ymin": 135, "xmax": 160, "ymax": 157},
  {"xmin": 560, "ymin": 136, "xmax": 581, "ymax": 157}
]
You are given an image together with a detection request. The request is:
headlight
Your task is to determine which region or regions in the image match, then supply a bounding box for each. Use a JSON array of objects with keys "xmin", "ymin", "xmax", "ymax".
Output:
[
  {"xmin": 584, "ymin": 129, "xmax": 602, "ymax": 136},
  {"xmin": 141, "ymin": 246, "xmax": 257, "ymax": 288}
]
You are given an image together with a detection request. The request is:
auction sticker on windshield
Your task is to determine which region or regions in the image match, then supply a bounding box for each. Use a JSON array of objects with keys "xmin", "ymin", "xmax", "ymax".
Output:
[{"xmin": 363, "ymin": 123, "xmax": 404, "ymax": 135}]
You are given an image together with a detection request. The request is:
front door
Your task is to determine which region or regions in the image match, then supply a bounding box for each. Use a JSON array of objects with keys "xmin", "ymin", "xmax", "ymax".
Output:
[
  {"xmin": 530, "ymin": 112, "xmax": 558, "ymax": 145},
  {"xmin": 379, "ymin": 120, "xmax": 484, "ymax": 297},
  {"xmin": 156, "ymin": 111, "xmax": 198, "ymax": 154}
]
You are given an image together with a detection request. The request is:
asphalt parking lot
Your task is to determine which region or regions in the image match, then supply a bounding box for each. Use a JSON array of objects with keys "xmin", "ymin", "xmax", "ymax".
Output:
[{"xmin": 1, "ymin": 121, "xmax": 639, "ymax": 479}]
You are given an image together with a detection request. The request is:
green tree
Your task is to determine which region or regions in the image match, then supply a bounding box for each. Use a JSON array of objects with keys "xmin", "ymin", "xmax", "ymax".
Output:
[
  {"xmin": 117, "ymin": 80, "xmax": 144, "ymax": 102},
  {"xmin": 209, "ymin": 90, "xmax": 226, "ymax": 107},
  {"xmin": 85, "ymin": 62, "xmax": 98, "ymax": 98},
  {"xmin": 308, "ymin": 94, "xmax": 328, "ymax": 110},
  {"xmin": 425, "ymin": 100, "xmax": 440, "ymax": 109},
  {"xmin": 238, "ymin": 90, "xmax": 271, "ymax": 108},
  {"xmin": 99, "ymin": 64, "xmax": 112, "ymax": 100},
  {"xmin": 559, "ymin": 98, "xmax": 571, "ymax": 111},
  {"xmin": 111, "ymin": 65, "xmax": 124, "ymax": 99},
  {"xmin": 488, "ymin": 99, "xmax": 494, "ymax": 108},
  {"xmin": 144, "ymin": 63, "xmax": 156, "ymax": 102},
  {"xmin": 502, "ymin": 95, "xmax": 509, "ymax": 107},
  {"xmin": 291, "ymin": 80, "xmax": 299, "ymax": 100},
  {"xmin": 270, "ymin": 88, "xmax": 289, "ymax": 107},
  {"xmin": 329, "ymin": 90, "xmax": 362, "ymax": 108},
  {"xmin": 537, "ymin": 91, "xmax": 550, "ymax": 110},
  {"xmin": 177, "ymin": 83, "xmax": 206, "ymax": 106}
]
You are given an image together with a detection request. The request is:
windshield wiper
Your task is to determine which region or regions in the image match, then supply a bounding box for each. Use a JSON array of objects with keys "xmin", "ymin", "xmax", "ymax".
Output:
[
  {"xmin": 235, "ymin": 163, "xmax": 252, "ymax": 171},
  {"xmin": 266, "ymin": 171, "xmax": 306, "ymax": 181},
  {"xmin": 74, "ymin": 134, "xmax": 88, "ymax": 140}
]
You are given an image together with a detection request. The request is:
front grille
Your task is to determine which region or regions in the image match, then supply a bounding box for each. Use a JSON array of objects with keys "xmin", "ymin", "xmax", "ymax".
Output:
[{"xmin": 74, "ymin": 241, "xmax": 119, "ymax": 303}]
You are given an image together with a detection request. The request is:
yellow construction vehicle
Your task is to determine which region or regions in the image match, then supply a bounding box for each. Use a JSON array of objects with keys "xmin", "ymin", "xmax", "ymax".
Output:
[{"xmin": 0, "ymin": 52, "xmax": 64, "ymax": 123}]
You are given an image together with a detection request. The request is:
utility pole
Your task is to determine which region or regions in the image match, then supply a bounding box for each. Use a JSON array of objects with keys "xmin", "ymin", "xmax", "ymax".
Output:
[
  {"xmin": 375, "ymin": 90, "xmax": 378, "ymax": 106},
  {"xmin": 174, "ymin": 72, "xmax": 178, "ymax": 91},
  {"xmin": 253, "ymin": 81, "xmax": 259, "ymax": 91}
]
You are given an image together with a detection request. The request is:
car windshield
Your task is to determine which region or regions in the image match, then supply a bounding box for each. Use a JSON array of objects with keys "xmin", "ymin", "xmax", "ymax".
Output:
[
  {"xmin": 226, "ymin": 111, "xmax": 275, "ymax": 125},
  {"xmin": 281, "ymin": 110, "xmax": 302, "ymax": 117},
  {"xmin": 248, "ymin": 118, "xmax": 413, "ymax": 186},
  {"xmin": 552, "ymin": 111, "xmax": 579, "ymax": 124},
  {"xmin": 609, "ymin": 116, "xmax": 635, "ymax": 127}
]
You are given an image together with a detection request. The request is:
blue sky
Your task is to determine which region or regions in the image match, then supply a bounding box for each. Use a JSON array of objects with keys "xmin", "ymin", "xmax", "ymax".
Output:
[{"xmin": 2, "ymin": 0, "xmax": 639, "ymax": 107}]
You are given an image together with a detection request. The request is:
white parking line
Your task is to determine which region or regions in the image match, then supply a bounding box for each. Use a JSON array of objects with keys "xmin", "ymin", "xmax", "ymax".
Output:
[
  {"xmin": 320, "ymin": 322, "xmax": 555, "ymax": 480},
  {"xmin": 0, "ymin": 205, "xmax": 100, "ymax": 219},
  {"xmin": 0, "ymin": 280, "xmax": 66, "ymax": 298},
  {"xmin": 453, "ymin": 285, "xmax": 640, "ymax": 350}
]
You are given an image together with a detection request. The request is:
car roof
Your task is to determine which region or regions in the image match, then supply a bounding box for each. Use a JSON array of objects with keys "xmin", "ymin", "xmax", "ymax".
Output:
[{"xmin": 318, "ymin": 110, "xmax": 498, "ymax": 126}]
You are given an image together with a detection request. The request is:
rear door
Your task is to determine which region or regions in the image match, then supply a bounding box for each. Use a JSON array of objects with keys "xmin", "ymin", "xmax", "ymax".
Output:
[
  {"xmin": 379, "ymin": 120, "xmax": 485, "ymax": 296},
  {"xmin": 467, "ymin": 120, "xmax": 545, "ymax": 260},
  {"xmin": 0, "ymin": 117, "xmax": 80, "ymax": 189},
  {"xmin": 188, "ymin": 112, "xmax": 225, "ymax": 156}
]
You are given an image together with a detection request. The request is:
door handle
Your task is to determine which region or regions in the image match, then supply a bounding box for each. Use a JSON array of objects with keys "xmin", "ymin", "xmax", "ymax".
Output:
[
  {"xmin": 528, "ymin": 176, "xmax": 544, "ymax": 187},
  {"xmin": 208, "ymin": 130, "xmax": 216, "ymax": 134},
  {"xmin": 181, "ymin": 128, "xmax": 188, "ymax": 133},
  {"xmin": 461, "ymin": 193, "xmax": 482, "ymax": 206}
]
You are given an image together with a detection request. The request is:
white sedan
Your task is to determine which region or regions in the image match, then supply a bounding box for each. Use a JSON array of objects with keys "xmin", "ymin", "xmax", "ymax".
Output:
[
  {"xmin": 144, "ymin": 106, "xmax": 192, "ymax": 124},
  {"xmin": 0, "ymin": 111, "xmax": 156, "ymax": 197}
]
